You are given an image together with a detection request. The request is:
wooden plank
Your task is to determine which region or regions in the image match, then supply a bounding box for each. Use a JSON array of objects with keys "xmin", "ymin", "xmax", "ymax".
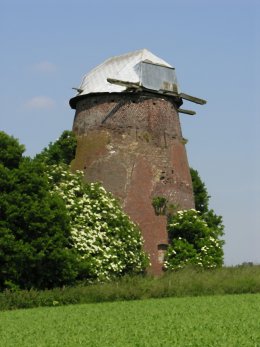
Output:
[
  {"xmin": 107, "ymin": 78, "xmax": 206, "ymax": 107},
  {"xmin": 179, "ymin": 93, "xmax": 207, "ymax": 105},
  {"xmin": 178, "ymin": 108, "xmax": 196, "ymax": 115},
  {"xmin": 158, "ymin": 89, "xmax": 179, "ymax": 97},
  {"xmin": 107, "ymin": 78, "xmax": 141, "ymax": 89}
]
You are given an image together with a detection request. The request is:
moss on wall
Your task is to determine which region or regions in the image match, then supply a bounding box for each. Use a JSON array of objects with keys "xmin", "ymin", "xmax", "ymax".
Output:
[{"xmin": 71, "ymin": 131, "xmax": 110, "ymax": 172}]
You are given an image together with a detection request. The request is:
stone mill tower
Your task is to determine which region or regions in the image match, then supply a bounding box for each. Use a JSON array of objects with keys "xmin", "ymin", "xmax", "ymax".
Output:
[{"xmin": 70, "ymin": 49, "xmax": 206, "ymax": 275}]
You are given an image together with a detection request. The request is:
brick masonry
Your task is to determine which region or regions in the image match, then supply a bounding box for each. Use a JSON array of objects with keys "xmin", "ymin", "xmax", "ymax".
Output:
[{"xmin": 71, "ymin": 92, "xmax": 195, "ymax": 275}]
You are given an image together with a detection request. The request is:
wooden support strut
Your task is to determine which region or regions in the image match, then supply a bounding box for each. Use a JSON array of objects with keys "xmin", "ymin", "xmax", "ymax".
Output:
[
  {"xmin": 179, "ymin": 93, "xmax": 206, "ymax": 105},
  {"xmin": 107, "ymin": 78, "xmax": 141, "ymax": 90},
  {"xmin": 107, "ymin": 77, "xmax": 206, "ymax": 109},
  {"xmin": 178, "ymin": 108, "xmax": 196, "ymax": 115}
]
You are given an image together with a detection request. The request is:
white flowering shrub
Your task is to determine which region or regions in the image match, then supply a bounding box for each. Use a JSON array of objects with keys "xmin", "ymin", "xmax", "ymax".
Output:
[
  {"xmin": 47, "ymin": 165, "xmax": 148, "ymax": 281},
  {"xmin": 165, "ymin": 209, "xmax": 224, "ymax": 270}
]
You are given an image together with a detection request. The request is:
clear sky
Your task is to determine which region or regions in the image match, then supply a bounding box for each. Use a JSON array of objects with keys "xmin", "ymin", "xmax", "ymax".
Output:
[{"xmin": 1, "ymin": 0, "xmax": 259, "ymax": 265}]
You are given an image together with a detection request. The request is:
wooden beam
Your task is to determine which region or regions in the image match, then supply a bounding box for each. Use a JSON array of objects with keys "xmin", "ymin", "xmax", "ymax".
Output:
[
  {"xmin": 107, "ymin": 78, "xmax": 141, "ymax": 89},
  {"xmin": 159, "ymin": 89, "xmax": 179, "ymax": 97},
  {"xmin": 178, "ymin": 108, "xmax": 196, "ymax": 115},
  {"xmin": 107, "ymin": 78, "xmax": 206, "ymax": 107},
  {"xmin": 179, "ymin": 93, "xmax": 207, "ymax": 105}
]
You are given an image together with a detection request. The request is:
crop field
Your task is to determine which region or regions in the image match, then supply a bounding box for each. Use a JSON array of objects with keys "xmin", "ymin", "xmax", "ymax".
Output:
[{"xmin": 1, "ymin": 294, "xmax": 260, "ymax": 347}]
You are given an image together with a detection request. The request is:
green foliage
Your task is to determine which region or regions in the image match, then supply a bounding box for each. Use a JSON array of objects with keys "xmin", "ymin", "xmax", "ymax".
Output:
[
  {"xmin": 1, "ymin": 266, "xmax": 260, "ymax": 311},
  {"xmin": 36, "ymin": 130, "xmax": 77, "ymax": 165},
  {"xmin": 164, "ymin": 168, "xmax": 225, "ymax": 271},
  {"xmin": 166, "ymin": 238, "xmax": 198, "ymax": 269},
  {"xmin": 189, "ymin": 168, "xmax": 224, "ymax": 237},
  {"xmin": 190, "ymin": 168, "xmax": 210, "ymax": 213},
  {"xmin": 166, "ymin": 209, "xmax": 224, "ymax": 270},
  {"xmin": 0, "ymin": 130, "xmax": 148, "ymax": 289},
  {"xmin": 0, "ymin": 155, "xmax": 80, "ymax": 290},
  {"xmin": 152, "ymin": 196, "xmax": 167, "ymax": 215},
  {"xmin": 0, "ymin": 131, "xmax": 25, "ymax": 169},
  {"xmin": 0, "ymin": 131, "xmax": 80, "ymax": 290},
  {"xmin": 48, "ymin": 165, "xmax": 149, "ymax": 281}
]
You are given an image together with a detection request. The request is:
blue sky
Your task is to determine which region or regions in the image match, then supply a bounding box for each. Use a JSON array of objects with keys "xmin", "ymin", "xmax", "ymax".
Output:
[{"xmin": 1, "ymin": 0, "xmax": 259, "ymax": 265}]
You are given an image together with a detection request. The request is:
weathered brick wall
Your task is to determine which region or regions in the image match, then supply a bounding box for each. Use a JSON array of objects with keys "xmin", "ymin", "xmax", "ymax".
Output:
[{"xmin": 71, "ymin": 92, "xmax": 194, "ymax": 274}]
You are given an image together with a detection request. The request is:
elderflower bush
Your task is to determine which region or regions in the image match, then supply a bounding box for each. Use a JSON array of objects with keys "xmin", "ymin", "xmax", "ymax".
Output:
[
  {"xmin": 48, "ymin": 165, "xmax": 148, "ymax": 281},
  {"xmin": 165, "ymin": 209, "xmax": 224, "ymax": 270}
]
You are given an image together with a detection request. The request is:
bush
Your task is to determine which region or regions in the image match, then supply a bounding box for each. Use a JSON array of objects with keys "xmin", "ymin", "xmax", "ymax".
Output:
[
  {"xmin": 163, "ymin": 169, "xmax": 225, "ymax": 271},
  {"xmin": 48, "ymin": 165, "xmax": 149, "ymax": 282},
  {"xmin": 0, "ymin": 157, "xmax": 80, "ymax": 290},
  {"xmin": 165, "ymin": 209, "xmax": 224, "ymax": 270},
  {"xmin": 1, "ymin": 266, "xmax": 260, "ymax": 311},
  {"xmin": 0, "ymin": 131, "xmax": 25, "ymax": 169},
  {"xmin": 0, "ymin": 131, "xmax": 148, "ymax": 290}
]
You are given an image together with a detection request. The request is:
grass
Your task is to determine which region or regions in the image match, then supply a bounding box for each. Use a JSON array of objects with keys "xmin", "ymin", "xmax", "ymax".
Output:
[
  {"xmin": 1, "ymin": 266, "xmax": 260, "ymax": 311},
  {"xmin": 1, "ymin": 293, "xmax": 260, "ymax": 346}
]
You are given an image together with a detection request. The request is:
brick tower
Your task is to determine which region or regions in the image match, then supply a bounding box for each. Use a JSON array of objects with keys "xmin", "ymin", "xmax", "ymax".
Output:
[{"xmin": 70, "ymin": 49, "xmax": 206, "ymax": 275}]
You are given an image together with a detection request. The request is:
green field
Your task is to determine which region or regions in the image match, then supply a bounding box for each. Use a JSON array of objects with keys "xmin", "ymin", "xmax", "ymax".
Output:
[{"xmin": 1, "ymin": 294, "xmax": 260, "ymax": 347}]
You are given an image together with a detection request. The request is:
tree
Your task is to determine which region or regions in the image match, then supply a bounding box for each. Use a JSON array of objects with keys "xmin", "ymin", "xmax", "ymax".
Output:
[
  {"xmin": 0, "ymin": 131, "xmax": 25, "ymax": 169},
  {"xmin": 190, "ymin": 168, "xmax": 210, "ymax": 214},
  {"xmin": 190, "ymin": 167, "xmax": 224, "ymax": 239},
  {"xmin": 0, "ymin": 131, "xmax": 148, "ymax": 289},
  {"xmin": 0, "ymin": 133, "xmax": 79, "ymax": 290},
  {"xmin": 36, "ymin": 130, "xmax": 77, "ymax": 165}
]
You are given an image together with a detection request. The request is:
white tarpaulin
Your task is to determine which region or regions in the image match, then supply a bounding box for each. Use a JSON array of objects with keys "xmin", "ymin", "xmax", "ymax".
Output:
[{"xmin": 75, "ymin": 49, "xmax": 178, "ymax": 96}]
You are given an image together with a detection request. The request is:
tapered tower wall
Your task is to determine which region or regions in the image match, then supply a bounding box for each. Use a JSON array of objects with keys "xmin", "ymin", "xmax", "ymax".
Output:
[{"xmin": 71, "ymin": 92, "xmax": 194, "ymax": 274}]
